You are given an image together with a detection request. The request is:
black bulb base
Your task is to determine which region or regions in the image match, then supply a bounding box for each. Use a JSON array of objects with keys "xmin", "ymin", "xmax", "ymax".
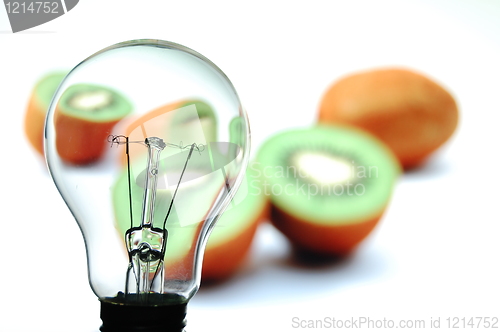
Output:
[{"xmin": 99, "ymin": 297, "xmax": 187, "ymax": 332}]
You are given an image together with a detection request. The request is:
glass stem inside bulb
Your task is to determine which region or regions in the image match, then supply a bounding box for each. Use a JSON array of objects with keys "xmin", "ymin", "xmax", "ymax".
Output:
[
  {"xmin": 126, "ymin": 137, "xmax": 167, "ymax": 299},
  {"xmin": 141, "ymin": 137, "xmax": 166, "ymax": 228},
  {"xmin": 122, "ymin": 137, "xmax": 197, "ymax": 303}
]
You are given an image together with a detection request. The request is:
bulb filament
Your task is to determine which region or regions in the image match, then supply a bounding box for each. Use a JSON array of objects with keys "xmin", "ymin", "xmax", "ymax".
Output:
[{"xmin": 113, "ymin": 135, "xmax": 197, "ymax": 302}]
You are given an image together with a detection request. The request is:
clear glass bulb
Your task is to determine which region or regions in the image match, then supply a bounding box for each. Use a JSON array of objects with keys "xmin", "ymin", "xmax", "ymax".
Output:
[{"xmin": 44, "ymin": 39, "xmax": 250, "ymax": 331}]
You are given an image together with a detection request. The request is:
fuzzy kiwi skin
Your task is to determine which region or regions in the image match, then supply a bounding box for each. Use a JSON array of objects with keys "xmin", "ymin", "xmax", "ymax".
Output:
[
  {"xmin": 55, "ymin": 113, "xmax": 122, "ymax": 164},
  {"xmin": 25, "ymin": 72, "xmax": 67, "ymax": 156},
  {"xmin": 202, "ymin": 200, "xmax": 269, "ymax": 281},
  {"xmin": 318, "ymin": 68, "xmax": 459, "ymax": 169},
  {"xmin": 55, "ymin": 84, "xmax": 132, "ymax": 165},
  {"xmin": 25, "ymin": 92, "xmax": 49, "ymax": 155},
  {"xmin": 160, "ymin": 201, "xmax": 268, "ymax": 282},
  {"xmin": 159, "ymin": 179, "xmax": 269, "ymax": 282},
  {"xmin": 271, "ymin": 204, "xmax": 383, "ymax": 256},
  {"xmin": 202, "ymin": 168, "xmax": 270, "ymax": 281},
  {"xmin": 161, "ymin": 200, "xmax": 268, "ymax": 282}
]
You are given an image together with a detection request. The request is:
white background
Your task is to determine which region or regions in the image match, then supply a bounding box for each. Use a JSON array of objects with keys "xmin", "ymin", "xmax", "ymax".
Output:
[{"xmin": 1, "ymin": 1, "xmax": 499, "ymax": 331}]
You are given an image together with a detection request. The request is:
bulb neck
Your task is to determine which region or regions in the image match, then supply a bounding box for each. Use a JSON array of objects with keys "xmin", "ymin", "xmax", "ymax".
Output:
[{"xmin": 99, "ymin": 298, "xmax": 187, "ymax": 332}]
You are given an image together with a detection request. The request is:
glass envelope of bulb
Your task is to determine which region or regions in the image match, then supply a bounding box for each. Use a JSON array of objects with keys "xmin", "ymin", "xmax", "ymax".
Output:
[{"xmin": 45, "ymin": 40, "xmax": 250, "ymax": 305}]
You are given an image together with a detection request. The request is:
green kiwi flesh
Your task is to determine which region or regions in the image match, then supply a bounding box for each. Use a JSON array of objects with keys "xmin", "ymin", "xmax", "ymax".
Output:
[
  {"xmin": 58, "ymin": 83, "xmax": 132, "ymax": 122},
  {"xmin": 35, "ymin": 72, "xmax": 67, "ymax": 110},
  {"xmin": 255, "ymin": 125, "xmax": 400, "ymax": 226}
]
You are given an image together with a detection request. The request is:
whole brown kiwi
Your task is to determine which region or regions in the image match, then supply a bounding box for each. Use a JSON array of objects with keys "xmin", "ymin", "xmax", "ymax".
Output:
[{"xmin": 318, "ymin": 68, "xmax": 459, "ymax": 169}]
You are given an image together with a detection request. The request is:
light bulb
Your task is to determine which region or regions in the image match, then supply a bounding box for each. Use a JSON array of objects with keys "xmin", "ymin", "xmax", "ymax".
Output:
[{"xmin": 44, "ymin": 39, "xmax": 250, "ymax": 332}]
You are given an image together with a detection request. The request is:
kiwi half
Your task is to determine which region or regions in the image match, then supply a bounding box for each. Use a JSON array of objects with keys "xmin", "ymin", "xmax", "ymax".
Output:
[
  {"xmin": 121, "ymin": 100, "xmax": 217, "ymax": 166},
  {"xmin": 25, "ymin": 72, "xmax": 67, "ymax": 155},
  {"xmin": 55, "ymin": 83, "xmax": 132, "ymax": 164},
  {"xmin": 256, "ymin": 125, "xmax": 400, "ymax": 256},
  {"xmin": 112, "ymin": 154, "xmax": 267, "ymax": 281},
  {"xmin": 203, "ymin": 167, "xmax": 268, "ymax": 280}
]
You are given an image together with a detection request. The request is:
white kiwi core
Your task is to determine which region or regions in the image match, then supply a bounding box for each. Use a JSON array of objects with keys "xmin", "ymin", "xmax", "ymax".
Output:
[
  {"xmin": 293, "ymin": 152, "xmax": 354, "ymax": 185},
  {"xmin": 70, "ymin": 90, "xmax": 113, "ymax": 111}
]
